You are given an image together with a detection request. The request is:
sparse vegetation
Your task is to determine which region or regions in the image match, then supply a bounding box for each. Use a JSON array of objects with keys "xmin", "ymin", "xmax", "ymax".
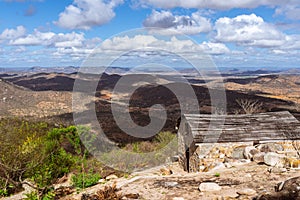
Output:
[
  {"xmin": 71, "ymin": 172, "xmax": 101, "ymax": 189},
  {"xmin": 236, "ymin": 99, "xmax": 263, "ymax": 114},
  {"xmin": 124, "ymin": 131, "xmax": 176, "ymax": 153},
  {"xmin": 0, "ymin": 118, "xmax": 104, "ymax": 198}
]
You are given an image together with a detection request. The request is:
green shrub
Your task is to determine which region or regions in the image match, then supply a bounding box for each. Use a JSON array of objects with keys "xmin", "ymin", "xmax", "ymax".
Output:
[
  {"xmin": 71, "ymin": 172, "xmax": 101, "ymax": 189},
  {"xmin": 0, "ymin": 189, "xmax": 8, "ymax": 197},
  {"xmin": 24, "ymin": 190, "xmax": 55, "ymax": 200}
]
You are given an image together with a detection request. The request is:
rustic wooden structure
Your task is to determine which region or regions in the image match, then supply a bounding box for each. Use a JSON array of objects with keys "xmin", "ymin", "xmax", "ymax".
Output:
[{"xmin": 178, "ymin": 111, "xmax": 300, "ymax": 172}]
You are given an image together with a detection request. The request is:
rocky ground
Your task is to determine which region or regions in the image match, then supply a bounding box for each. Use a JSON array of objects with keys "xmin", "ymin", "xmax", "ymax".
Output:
[
  {"xmin": 57, "ymin": 162, "xmax": 300, "ymax": 200},
  {"xmin": 5, "ymin": 159, "xmax": 299, "ymax": 200}
]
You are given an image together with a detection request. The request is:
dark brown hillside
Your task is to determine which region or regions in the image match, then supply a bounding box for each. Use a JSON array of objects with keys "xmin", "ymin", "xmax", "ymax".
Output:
[
  {"xmin": 1, "ymin": 72, "xmax": 299, "ymax": 144},
  {"xmin": 90, "ymin": 82, "xmax": 294, "ymax": 143},
  {"xmin": 5, "ymin": 72, "xmax": 121, "ymax": 92}
]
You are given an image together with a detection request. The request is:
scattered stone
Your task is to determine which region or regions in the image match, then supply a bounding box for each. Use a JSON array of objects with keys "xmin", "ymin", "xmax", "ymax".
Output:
[
  {"xmin": 245, "ymin": 173, "xmax": 252, "ymax": 178},
  {"xmin": 164, "ymin": 181, "xmax": 179, "ymax": 188},
  {"xmin": 237, "ymin": 188, "xmax": 257, "ymax": 196},
  {"xmin": 244, "ymin": 146, "xmax": 259, "ymax": 160},
  {"xmin": 230, "ymin": 159, "xmax": 251, "ymax": 167},
  {"xmin": 253, "ymin": 152, "xmax": 266, "ymax": 164},
  {"xmin": 170, "ymin": 155, "xmax": 179, "ymax": 162},
  {"xmin": 268, "ymin": 167, "xmax": 287, "ymax": 174},
  {"xmin": 98, "ymin": 179, "xmax": 106, "ymax": 183},
  {"xmin": 173, "ymin": 197, "xmax": 184, "ymax": 200},
  {"xmin": 211, "ymin": 162, "xmax": 226, "ymax": 171},
  {"xmin": 199, "ymin": 182, "xmax": 221, "ymax": 192},
  {"xmin": 105, "ymin": 174, "xmax": 118, "ymax": 180},
  {"xmin": 124, "ymin": 193, "xmax": 139, "ymax": 199},
  {"xmin": 224, "ymin": 192, "xmax": 239, "ymax": 199},
  {"xmin": 160, "ymin": 168, "xmax": 173, "ymax": 175},
  {"xmin": 232, "ymin": 146, "xmax": 247, "ymax": 159},
  {"xmin": 219, "ymin": 153, "xmax": 225, "ymax": 159},
  {"xmin": 256, "ymin": 143, "xmax": 283, "ymax": 153},
  {"xmin": 224, "ymin": 163, "xmax": 232, "ymax": 168},
  {"xmin": 264, "ymin": 152, "xmax": 286, "ymax": 167}
]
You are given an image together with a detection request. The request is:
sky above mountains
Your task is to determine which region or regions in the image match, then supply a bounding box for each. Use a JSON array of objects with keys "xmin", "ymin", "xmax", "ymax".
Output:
[{"xmin": 0, "ymin": 0, "xmax": 300, "ymax": 69}]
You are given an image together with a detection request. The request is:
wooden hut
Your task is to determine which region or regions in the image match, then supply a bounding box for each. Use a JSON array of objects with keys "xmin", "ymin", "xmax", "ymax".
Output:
[{"xmin": 177, "ymin": 111, "xmax": 300, "ymax": 172}]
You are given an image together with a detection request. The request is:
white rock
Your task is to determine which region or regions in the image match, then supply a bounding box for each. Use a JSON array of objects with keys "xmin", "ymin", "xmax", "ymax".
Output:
[
  {"xmin": 211, "ymin": 162, "xmax": 226, "ymax": 171},
  {"xmin": 264, "ymin": 152, "xmax": 286, "ymax": 167},
  {"xmin": 245, "ymin": 174, "xmax": 252, "ymax": 178},
  {"xmin": 253, "ymin": 152, "xmax": 266, "ymax": 164},
  {"xmin": 164, "ymin": 181, "xmax": 179, "ymax": 187},
  {"xmin": 173, "ymin": 197, "xmax": 184, "ymax": 200},
  {"xmin": 257, "ymin": 143, "xmax": 283, "ymax": 153},
  {"xmin": 231, "ymin": 146, "xmax": 246, "ymax": 159},
  {"xmin": 237, "ymin": 188, "xmax": 257, "ymax": 196},
  {"xmin": 244, "ymin": 146, "xmax": 259, "ymax": 160},
  {"xmin": 199, "ymin": 182, "xmax": 221, "ymax": 192},
  {"xmin": 224, "ymin": 163, "xmax": 232, "ymax": 168},
  {"xmin": 230, "ymin": 159, "xmax": 251, "ymax": 167},
  {"xmin": 106, "ymin": 174, "xmax": 118, "ymax": 180},
  {"xmin": 98, "ymin": 179, "xmax": 106, "ymax": 183}
]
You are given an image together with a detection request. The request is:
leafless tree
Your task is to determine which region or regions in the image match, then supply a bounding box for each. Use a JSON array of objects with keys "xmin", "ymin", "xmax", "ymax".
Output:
[{"xmin": 236, "ymin": 99, "xmax": 263, "ymax": 114}]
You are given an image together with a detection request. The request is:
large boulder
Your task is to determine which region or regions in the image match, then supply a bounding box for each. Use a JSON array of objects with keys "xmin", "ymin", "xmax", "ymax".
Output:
[
  {"xmin": 244, "ymin": 146, "xmax": 259, "ymax": 160},
  {"xmin": 232, "ymin": 145, "xmax": 247, "ymax": 159},
  {"xmin": 256, "ymin": 143, "xmax": 283, "ymax": 153},
  {"xmin": 264, "ymin": 152, "xmax": 286, "ymax": 167},
  {"xmin": 253, "ymin": 152, "xmax": 266, "ymax": 164}
]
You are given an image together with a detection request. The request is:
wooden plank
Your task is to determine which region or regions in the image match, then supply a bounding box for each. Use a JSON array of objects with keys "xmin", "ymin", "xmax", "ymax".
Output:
[{"xmin": 181, "ymin": 111, "xmax": 300, "ymax": 144}]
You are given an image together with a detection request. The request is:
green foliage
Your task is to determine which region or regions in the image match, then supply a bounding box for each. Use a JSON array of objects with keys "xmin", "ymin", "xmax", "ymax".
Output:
[
  {"xmin": 0, "ymin": 118, "xmax": 96, "ymax": 197},
  {"xmin": 24, "ymin": 190, "xmax": 55, "ymax": 200},
  {"xmin": 71, "ymin": 172, "xmax": 101, "ymax": 189},
  {"xmin": 24, "ymin": 191, "xmax": 39, "ymax": 200},
  {"xmin": 214, "ymin": 172, "xmax": 220, "ymax": 177},
  {"xmin": 0, "ymin": 189, "xmax": 8, "ymax": 197},
  {"xmin": 0, "ymin": 118, "xmax": 50, "ymax": 195}
]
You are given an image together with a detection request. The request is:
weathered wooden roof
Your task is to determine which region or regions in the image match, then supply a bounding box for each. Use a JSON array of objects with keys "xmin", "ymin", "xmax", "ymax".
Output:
[{"xmin": 183, "ymin": 111, "xmax": 300, "ymax": 143}]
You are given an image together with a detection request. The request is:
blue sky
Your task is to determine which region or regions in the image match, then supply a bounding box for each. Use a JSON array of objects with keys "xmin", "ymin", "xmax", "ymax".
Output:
[{"xmin": 0, "ymin": 0, "xmax": 300, "ymax": 69}]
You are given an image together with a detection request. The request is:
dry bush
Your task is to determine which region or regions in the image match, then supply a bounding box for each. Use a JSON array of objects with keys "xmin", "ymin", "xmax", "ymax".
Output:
[
  {"xmin": 236, "ymin": 99, "xmax": 263, "ymax": 114},
  {"xmin": 79, "ymin": 183, "xmax": 124, "ymax": 200}
]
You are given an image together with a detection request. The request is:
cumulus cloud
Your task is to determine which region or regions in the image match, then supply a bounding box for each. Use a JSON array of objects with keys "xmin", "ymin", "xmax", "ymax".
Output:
[
  {"xmin": 0, "ymin": 26, "xmax": 26, "ymax": 40},
  {"xmin": 100, "ymin": 34, "xmax": 229, "ymax": 55},
  {"xmin": 136, "ymin": 0, "xmax": 294, "ymax": 10},
  {"xmin": 55, "ymin": 0, "xmax": 123, "ymax": 30},
  {"xmin": 143, "ymin": 10, "xmax": 212, "ymax": 35},
  {"xmin": 199, "ymin": 42, "xmax": 230, "ymax": 55},
  {"xmin": 214, "ymin": 14, "xmax": 287, "ymax": 48},
  {"xmin": 8, "ymin": 29, "xmax": 101, "ymax": 50}
]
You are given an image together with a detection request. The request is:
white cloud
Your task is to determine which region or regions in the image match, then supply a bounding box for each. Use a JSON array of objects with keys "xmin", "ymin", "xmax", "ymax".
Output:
[
  {"xmin": 199, "ymin": 42, "xmax": 230, "ymax": 55},
  {"xmin": 100, "ymin": 34, "xmax": 229, "ymax": 55},
  {"xmin": 143, "ymin": 10, "xmax": 212, "ymax": 35},
  {"xmin": 55, "ymin": 0, "xmax": 123, "ymax": 30},
  {"xmin": 214, "ymin": 14, "xmax": 287, "ymax": 48},
  {"xmin": 136, "ymin": 0, "xmax": 294, "ymax": 10},
  {"xmin": 8, "ymin": 30, "xmax": 96, "ymax": 48},
  {"xmin": 275, "ymin": 5, "xmax": 300, "ymax": 20},
  {"xmin": 10, "ymin": 30, "xmax": 55, "ymax": 46},
  {"xmin": 0, "ymin": 26, "xmax": 26, "ymax": 40}
]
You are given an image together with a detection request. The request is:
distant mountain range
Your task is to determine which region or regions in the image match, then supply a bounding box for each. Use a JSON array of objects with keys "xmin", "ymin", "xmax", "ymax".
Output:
[{"xmin": 1, "ymin": 66, "xmax": 300, "ymax": 76}]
